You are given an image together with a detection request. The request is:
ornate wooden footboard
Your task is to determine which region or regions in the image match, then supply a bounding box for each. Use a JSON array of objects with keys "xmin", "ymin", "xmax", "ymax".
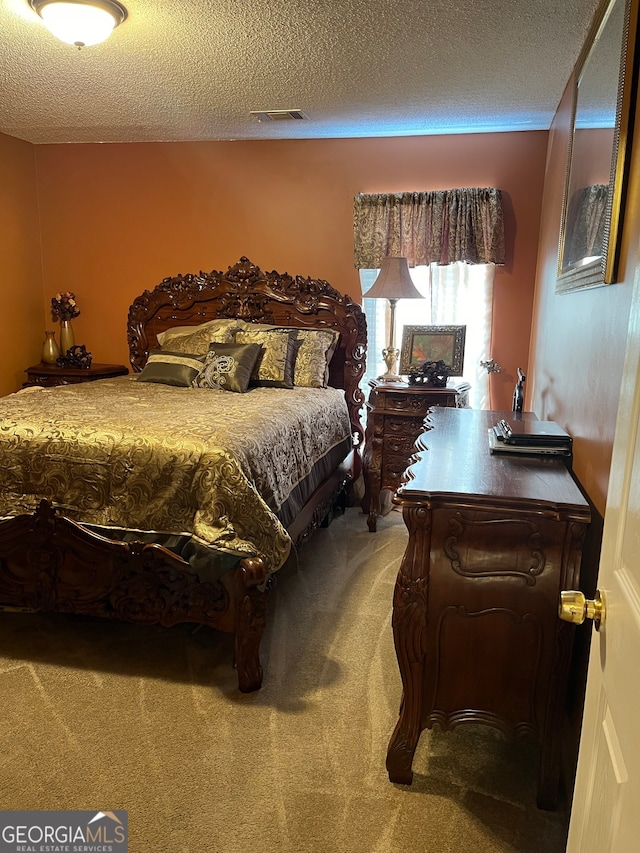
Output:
[{"xmin": 0, "ymin": 500, "xmax": 272, "ymax": 692}]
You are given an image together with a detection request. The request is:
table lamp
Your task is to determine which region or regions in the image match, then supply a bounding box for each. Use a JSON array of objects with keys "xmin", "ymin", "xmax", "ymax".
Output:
[{"xmin": 366, "ymin": 256, "xmax": 423, "ymax": 382}]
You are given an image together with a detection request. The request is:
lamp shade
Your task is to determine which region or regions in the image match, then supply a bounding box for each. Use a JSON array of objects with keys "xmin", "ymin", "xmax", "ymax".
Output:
[
  {"xmin": 365, "ymin": 257, "xmax": 423, "ymax": 300},
  {"xmin": 30, "ymin": 0, "xmax": 127, "ymax": 47}
]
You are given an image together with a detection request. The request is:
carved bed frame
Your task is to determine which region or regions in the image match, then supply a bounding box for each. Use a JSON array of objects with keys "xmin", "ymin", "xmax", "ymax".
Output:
[{"xmin": 0, "ymin": 258, "xmax": 367, "ymax": 692}]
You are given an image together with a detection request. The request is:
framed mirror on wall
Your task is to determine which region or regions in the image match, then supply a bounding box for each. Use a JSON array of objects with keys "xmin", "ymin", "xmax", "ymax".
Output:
[{"xmin": 556, "ymin": 0, "xmax": 639, "ymax": 294}]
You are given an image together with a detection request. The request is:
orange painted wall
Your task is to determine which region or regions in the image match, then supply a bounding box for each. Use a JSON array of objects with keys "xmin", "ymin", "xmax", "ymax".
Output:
[
  {"xmin": 571, "ymin": 127, "xmax": 614, "ymax": 188},
  {"xmin": 528, "ymin": 76, "xmax": 639, "ymax": 515},
  {"xmin": 0, "ymin": 132, "xmax": 44, "ymax": 396},
  {"xmin": 30, "ymin": 132, "xmax": 548, "ymax": 409}
]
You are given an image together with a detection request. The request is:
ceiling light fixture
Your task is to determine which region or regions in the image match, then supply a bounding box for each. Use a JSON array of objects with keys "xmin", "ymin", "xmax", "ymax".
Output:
[{"xmin": 29, "ymin": 0, "xmax": 127, "ymax": 48}]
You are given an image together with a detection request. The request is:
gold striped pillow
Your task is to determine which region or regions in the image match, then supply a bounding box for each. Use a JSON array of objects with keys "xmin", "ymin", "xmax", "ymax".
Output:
[{"xmin": 137, "ymin": 350, "xmax": 206, "ymax": 386}]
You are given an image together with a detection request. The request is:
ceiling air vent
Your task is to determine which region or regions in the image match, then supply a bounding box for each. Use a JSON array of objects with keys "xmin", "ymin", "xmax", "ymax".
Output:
[{"xmin": 250, "ymin": 109, "xmax": 308, "ymax": 122}]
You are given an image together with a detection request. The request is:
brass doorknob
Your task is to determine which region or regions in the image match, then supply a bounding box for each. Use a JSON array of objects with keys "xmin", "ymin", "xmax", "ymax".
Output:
[{"xmin": 559, "ymin": 589, "xmax": 606, "ymax": 630}]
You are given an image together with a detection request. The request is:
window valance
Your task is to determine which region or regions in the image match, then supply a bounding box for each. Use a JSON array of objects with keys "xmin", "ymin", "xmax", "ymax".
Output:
[{"xmin": 353, "ymin": 187, "xmax": 505, "ymax": 269}]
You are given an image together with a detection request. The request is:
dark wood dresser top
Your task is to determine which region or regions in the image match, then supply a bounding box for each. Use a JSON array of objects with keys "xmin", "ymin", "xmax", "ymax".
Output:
[{"xmin": 396, "ymin": 407, "xmax": 590, "ymax": 521}]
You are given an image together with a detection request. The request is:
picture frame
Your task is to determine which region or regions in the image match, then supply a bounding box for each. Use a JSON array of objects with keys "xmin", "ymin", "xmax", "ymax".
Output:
[
  {"xmin": 556, "ymin": 0, "xmax": 639, "ymax": 293},
  {"xmin": 399, "ymin": 325, "xmax": 466, "ymax": 376}
]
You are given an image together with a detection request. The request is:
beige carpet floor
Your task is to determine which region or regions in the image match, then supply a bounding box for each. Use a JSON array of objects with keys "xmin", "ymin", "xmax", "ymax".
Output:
[{"xmin": 0, "ymin": 507, "xmax": 569, "ymax": 852}]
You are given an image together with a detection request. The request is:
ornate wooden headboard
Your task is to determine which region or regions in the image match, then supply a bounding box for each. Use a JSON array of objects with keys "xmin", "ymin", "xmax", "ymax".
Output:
[{"xmin": 127, "ymin": 257, "xmax": 367, "ymax": 448}]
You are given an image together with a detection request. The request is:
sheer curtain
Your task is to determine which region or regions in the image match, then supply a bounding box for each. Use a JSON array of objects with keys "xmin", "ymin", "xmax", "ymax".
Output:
[{"xmin": 361, "ymin": 262, "xmax": 494, "ymax": 409}]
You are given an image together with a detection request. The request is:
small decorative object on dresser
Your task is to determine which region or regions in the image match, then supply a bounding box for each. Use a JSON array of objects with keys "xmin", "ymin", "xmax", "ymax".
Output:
[
  {"xmin": 56, "ymin": 344, "xmax": 93, "ymax": 369},
  {"xmin": 59, "ymin": 319, "xmax": 75, "ymax": 354},
  {"xmin": 41, "ymin": 330, "xmax": 61, "ymax": 364},
  {"xmin": 407, "ymin": 359, "xmax": 451, "ymax": 387},
  {"xmin": 512, "ymin": 367, "xmax": 526, "ymax": 412},
  {"xmin": 361, "ymin": 378, "xmax": 468, "ymax": 531},
  {"xmin": 51, "ymin": 291, "xmax": 81, "ymax": 355}
]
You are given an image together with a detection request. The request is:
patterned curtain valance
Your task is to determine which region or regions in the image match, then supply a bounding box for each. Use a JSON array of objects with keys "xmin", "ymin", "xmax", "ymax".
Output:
[{"xmin": 353, "ymin": 187, "xmax": 505, "ymax": 269}]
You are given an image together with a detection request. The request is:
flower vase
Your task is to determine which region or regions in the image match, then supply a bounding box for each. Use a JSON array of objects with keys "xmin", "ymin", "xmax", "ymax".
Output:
[
  {"xmin": 60, "ymin": 320, "xmax": 75, "ymax": 355},
  {"xmin": 42, "ymin": 330, "xmax": 61, "ymax": 364}
]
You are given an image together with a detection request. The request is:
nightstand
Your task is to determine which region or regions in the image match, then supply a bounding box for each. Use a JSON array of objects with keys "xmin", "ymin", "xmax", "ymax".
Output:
[
  {"xmin": 361, "ymin": 379, "xmax": 463, "ymax": 531},
  {"xmin": 24, "ymin": 362, "xmax": 129, "ymax": 388}
]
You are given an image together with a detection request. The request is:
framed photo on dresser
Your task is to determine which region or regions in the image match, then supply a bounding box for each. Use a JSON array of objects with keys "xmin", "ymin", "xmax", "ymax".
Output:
[{"xmin": 399, "ymin": 325, "xmax": 466, "ymax": 376}]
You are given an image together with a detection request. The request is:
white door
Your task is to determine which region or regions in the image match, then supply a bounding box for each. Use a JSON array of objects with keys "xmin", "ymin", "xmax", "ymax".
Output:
[{"xmin": 565, "ymin": 293, "xmax": 640, "ymax": 850}]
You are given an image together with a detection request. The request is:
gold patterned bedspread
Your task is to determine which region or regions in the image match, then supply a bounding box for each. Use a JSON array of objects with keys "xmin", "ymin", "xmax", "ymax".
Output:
[{"xmin": 0, "ymin": 378, "xmax": 352, "ymax": 573}]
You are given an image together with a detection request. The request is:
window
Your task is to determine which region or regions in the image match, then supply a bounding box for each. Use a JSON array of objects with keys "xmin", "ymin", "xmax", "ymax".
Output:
[{"xmin": 361, "ymin": 262, "xmax": 494, "ymax": 409}]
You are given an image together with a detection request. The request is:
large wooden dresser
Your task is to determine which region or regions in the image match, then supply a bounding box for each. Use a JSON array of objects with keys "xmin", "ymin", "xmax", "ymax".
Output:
[{"xmin": 385, "ymin": 407, "xmax": 591, "ymax": 809}]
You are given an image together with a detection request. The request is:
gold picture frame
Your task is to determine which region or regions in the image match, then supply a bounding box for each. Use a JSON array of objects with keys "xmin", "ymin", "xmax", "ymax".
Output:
[
  {"xmin": 556, "ymin": 0, "xmax": 639, "ymax": 293},
  {"xmin": 399, "ymin": 325, "xmax": 466, "ymax": 376}
]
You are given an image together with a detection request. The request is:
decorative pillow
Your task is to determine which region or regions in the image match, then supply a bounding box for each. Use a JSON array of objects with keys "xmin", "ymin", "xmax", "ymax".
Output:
[
  {"xmin": 192, "ymin": 343, "xmax": 262, "ymax": 393},
  {"xmin": 137, "ymin": 350, "xmax": 206, "ymax": 387},
  {"xmin": 157, "ymin": 318, "xmax": 242, "ymax": 346},
  {"xmin": 232, "ymin": 320, "xmax": 276, "ymax": 332},
  {"xmin": 282, "ymin": 328, "xmax": 340, "ymax": 388},
  {"xmin": 159, "ymin": 324, "xmax": 236, "ymax": 354},
  {"xmin": 234, "ymin": 329, "xmax": 298, "ymax": 388}
]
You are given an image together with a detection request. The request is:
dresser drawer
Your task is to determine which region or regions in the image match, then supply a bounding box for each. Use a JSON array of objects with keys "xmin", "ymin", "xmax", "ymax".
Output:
[
  {"xmin": 385, "ymin": 433, "xmax": 419, "ymax": 456},
  {"xmin": 383, "ymin": 393, "xmax": 433, "ymax": 416},
  {"xmin": 382, "ymin": 453, "xmax": 413, "ymax": 485},
  {"xmin": 384, "ymin": 415, "xmax": 425, "ymax": 437}
]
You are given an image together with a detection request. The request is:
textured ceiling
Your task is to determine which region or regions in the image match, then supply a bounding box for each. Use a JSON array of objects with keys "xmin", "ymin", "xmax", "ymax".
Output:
[{"xmin": 0, "ymin": 0, "xmax": 602, "ymax": 144}]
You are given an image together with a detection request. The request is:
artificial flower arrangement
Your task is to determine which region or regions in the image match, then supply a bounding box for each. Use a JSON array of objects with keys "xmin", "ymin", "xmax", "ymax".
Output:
[{"xmin": 51, "ymin": 291, "xmax": 80, "ymax": 322}]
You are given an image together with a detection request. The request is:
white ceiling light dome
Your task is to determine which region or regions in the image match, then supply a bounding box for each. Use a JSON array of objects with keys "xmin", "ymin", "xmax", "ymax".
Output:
[{"xmin": 29, "ymin": 0, "xmax": 127, "ymax": 47}]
